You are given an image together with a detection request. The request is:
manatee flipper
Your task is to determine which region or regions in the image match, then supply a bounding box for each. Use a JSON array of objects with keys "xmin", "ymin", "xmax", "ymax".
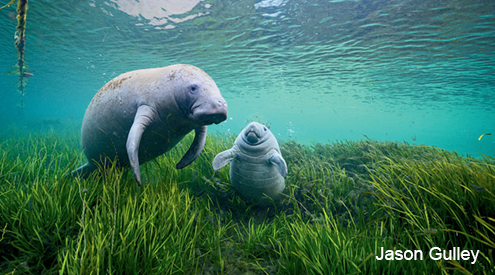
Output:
[
  {"xmin": 212, "ymin": 148, "xmax": 236, "ymax": 171},
  {"xmin": 71, "ymin": 162, "xmax": 97, "ymax": 179},
  {"xmin": 268, "ymin": 150, "xmax": 288, "ymax": 178},
  {"xmin": 126, "ymin": 105, "xmax": 157, "ymax": 185},
  {"xmin": 176, "ymin": 126, "xmax": 207, "ymax": 169}
]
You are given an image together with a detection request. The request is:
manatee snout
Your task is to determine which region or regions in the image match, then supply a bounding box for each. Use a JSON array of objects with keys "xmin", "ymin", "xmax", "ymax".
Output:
[
  {"xmin": 246, "ymin": 132, "xmax": 259, "ymax": 144},
  {"xmin": 194, "ymin": 97, "xmax": 228, "ymax": 125},
  {"xmin": 243, "ymin": 122, "xmax": 265, "ymax": 144}
]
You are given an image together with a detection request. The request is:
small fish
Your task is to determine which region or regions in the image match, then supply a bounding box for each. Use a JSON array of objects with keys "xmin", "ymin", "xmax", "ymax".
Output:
[
  {"xmin": 472, "ymin": 185, "xmax": 485, "ymax": 193},
  {"xmin": 23, "ymin": 72, "xmax": 34, "ymax": 77},
  {"xmin": 478, "ymin": 133, "xmax": 492, "ymax": 141},
  {"xmin": 412, "ymin": 135, "xmax": 417, "ymax": 141}
]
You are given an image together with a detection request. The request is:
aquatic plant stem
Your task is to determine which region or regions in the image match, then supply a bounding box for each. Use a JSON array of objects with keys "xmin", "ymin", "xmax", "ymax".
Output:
[
  {"xmin": 0, "ymin": 0, "xmax": 16, "ymax": 10},
  {"xmin": 77, "ymin": 178, "xmax": 88, "ymax": 262},
  {"xmin": 15, "ymin": 0, "xmax": 28, "ymax": 110}
]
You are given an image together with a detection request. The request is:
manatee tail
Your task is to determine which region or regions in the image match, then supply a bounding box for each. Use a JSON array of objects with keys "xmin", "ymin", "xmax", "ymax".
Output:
[{"xmin": 70, "ymin": 162, "xmax": 97, "ymax": 180}]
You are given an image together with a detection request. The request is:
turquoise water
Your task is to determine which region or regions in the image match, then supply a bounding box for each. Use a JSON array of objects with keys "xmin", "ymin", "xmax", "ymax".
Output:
[{"xmin": 0, "ymin": 0, "xmax": 494, "ymax": 156}]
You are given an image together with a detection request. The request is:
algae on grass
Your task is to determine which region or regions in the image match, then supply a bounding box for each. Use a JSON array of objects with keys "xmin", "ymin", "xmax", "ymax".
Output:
[
  {"xmin": 0, "ymin": 129, "xmax": 494, "ymax": 274},
  {"xmin": 1, "ymin": 0, "xmax": 29, "ymax": 110},
  {"xmin": 15, "ymin": 0, "xmax": 29, "ymax": 110}
]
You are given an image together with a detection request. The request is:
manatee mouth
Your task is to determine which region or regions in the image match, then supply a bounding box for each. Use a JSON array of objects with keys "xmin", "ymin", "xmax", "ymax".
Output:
[
  {"xmin": 191, "ymin": 100, "xmax": 228, "ymax": 125},
  {"xmin": 246, "ymin": 131, "xmax": 261, "ymax": 144},
  {"xmin": 201, "ymin": 113, "xmax": 228, "ymax": 125}
]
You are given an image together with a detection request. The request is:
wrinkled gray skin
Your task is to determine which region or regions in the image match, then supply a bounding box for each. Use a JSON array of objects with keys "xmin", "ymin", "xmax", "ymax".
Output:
[
  {"xmin": 73, "ymin": 64, "xmax": 228, "ymax": 185},
  {"xmin": 212, "ymin": 122, "xmax": 287, "ymax": 205}
]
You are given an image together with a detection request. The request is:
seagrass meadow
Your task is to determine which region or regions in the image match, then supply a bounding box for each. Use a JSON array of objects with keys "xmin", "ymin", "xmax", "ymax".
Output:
[
  {"xmin": 2, "ymin": 0, "xmax": 495, "ymax": 274},
  {"xmin": 0, "ymin": 122, "xmax": 494, "ymax": 274}
]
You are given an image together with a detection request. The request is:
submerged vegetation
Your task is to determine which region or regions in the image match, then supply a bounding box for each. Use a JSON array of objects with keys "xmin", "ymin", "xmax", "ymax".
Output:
[
  {"xmin": 1, "ymin": 0, "xmax": 30, "ymax": 111},
  {"xmin": 1, "ymin": 0, "xmax": 30, "ymax": 110},
  {"xmin": 0, "ymin": 123, "xmax": 494, "ymax": 274}
]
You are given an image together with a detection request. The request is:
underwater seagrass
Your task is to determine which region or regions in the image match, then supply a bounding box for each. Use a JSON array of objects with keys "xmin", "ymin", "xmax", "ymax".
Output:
[{"xmin": 72, "ymin": 64, "xmax": 228, "ymax": 185}]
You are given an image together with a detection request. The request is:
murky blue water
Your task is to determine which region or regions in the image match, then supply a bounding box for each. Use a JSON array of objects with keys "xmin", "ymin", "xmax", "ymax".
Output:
[{"xmin": 0, "ymin": 0, "xmax": 494, "ymax": 156}]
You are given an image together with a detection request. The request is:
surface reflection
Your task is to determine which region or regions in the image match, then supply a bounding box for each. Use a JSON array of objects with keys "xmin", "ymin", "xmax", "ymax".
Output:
[{"xmin": 106, "ymin": 0, "xmax": 211, "ymax": 29}]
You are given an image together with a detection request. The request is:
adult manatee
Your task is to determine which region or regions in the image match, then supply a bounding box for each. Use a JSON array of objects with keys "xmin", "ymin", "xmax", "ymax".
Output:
[
  {"xmin": 73, "ymin": 64, "xmax": 228, "ymax": 185},
  {"xmin": 212, "ymin": 122, "xmax": 287, "ymax": 205}
]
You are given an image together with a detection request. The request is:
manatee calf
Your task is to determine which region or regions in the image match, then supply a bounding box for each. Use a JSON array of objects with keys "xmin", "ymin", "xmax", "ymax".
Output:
[
  {"xmin": 212, "ymin": 122, "xmax": 287, "ymax": 205},
  {"xmin": 73, "ymin": 64, "xmax": 228, "ymax": 185}
]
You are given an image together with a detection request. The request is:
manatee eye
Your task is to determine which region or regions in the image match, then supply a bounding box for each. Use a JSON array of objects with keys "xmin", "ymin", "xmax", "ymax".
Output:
[
  {"xmin": 263, "ymin": 127, "xmax": 267, "ymax": 131},
  {"xmin": 189, "ymin": 84, "xmax": 199, "ymax": 94}
]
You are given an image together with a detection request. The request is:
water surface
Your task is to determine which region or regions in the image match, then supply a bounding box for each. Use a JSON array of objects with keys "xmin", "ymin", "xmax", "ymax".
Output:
[{"xmin": 0, "ymin": 0, "xmax": 494, "ymax": 156}]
